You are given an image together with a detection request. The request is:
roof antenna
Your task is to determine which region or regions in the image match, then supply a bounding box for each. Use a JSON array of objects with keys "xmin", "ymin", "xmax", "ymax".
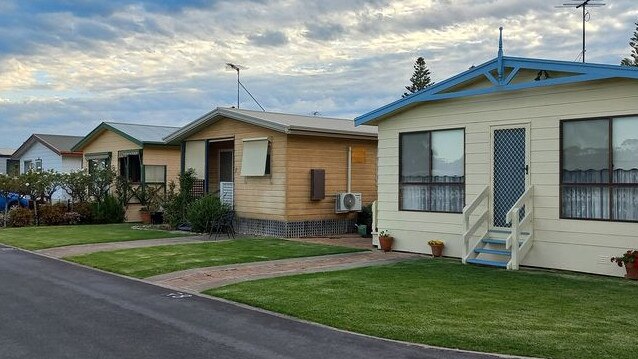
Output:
[
  {"xmin": 556, "ymin": 0, "xmax": 606, "ymax": 63},
  {"xmin": 497, "ymin": 27, "xmax": 504, "ymax": 82},
  {"xmin": 225, "ymin": 63, "xmax": 266, "ymax": 111}
]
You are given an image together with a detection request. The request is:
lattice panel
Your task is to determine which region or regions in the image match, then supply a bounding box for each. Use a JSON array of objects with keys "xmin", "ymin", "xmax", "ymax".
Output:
[{"xmin": 493, "ymin": 128, "xmax": 526, "ymax": 227}]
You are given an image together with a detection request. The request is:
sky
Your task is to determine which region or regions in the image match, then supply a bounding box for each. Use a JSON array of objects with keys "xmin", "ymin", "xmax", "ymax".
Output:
[{"xmin": 1, "ymin": 0, "xmax": 637, "ymax": 149}]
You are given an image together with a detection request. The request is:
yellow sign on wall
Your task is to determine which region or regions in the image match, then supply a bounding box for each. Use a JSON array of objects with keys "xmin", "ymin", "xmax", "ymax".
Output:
[{"xmin": 352, "ymin": 147, "xmax": 366, "ymax": 164}]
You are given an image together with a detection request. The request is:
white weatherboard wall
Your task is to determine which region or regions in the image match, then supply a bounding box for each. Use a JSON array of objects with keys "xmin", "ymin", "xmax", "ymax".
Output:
[
  {"xmin": 0, "ymin": 157, "xmax": 7, "ymax": 174},
  {"xmin": 376, "ymin": 78, "xmax": 638, "ymax": 277},
  {"xmin": 16, "ymin": 142, "xmax": 82, "ymax": 200}
]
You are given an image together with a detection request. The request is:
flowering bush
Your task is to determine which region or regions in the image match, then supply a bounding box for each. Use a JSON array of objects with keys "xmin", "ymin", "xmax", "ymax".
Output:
[
  {"xmin": 611, "ymin": 250, "xmax": 638, "ymax": 268},
  {"xmin": 428, "ymin": 240, "xmax": 445, "ymax": 246},
  {"xmin": 7, "ymin": 207, "xmax": 33, "ymax": 227},
  {"xmin": 64, "ymin": 212, "xmax": 82, "ymax": 225}
]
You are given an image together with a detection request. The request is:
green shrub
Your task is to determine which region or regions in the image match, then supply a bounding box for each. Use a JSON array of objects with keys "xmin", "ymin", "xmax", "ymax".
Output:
[
  {"xmin": 186, "ymin": 195, "xmax": 229, "ymax": 233},
  {"xmin": 162, "ymin": 169, "xmax": 198, "ymax": 228},
  {"xmin": 38, "ymin": 203, "xmax": 67, "ymax": 226},
  {"xmin": 92, "ymin": 194, "xmax": 125, "ymax": 224},
  {"xmin": 8, "ymin": 207, "xmax": 33, "ymax": 227},
  {"xmin": 72, "ymin": 202, "xmax": 94, "ymax": 224}
]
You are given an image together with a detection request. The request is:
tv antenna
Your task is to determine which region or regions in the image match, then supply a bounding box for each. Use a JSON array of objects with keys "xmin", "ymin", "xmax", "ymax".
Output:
[
  {"xmin": 225, "ymin": 63, "xmax": 266, "ymax": 111},
  {"xmin": 556, "ymin": 0, "xmax": 606, "ymax": 63}
]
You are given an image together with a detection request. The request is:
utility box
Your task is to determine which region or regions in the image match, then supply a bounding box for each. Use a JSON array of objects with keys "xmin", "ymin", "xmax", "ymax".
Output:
[{"xmin": 310, "ymin": 169, "xmax": 325, "ymax": 201}]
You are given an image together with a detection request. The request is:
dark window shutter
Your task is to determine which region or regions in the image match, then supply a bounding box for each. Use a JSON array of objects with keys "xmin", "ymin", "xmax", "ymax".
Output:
[{"xmin": 310, "ymin": 169, "xmax": 325, "ymax": 201}]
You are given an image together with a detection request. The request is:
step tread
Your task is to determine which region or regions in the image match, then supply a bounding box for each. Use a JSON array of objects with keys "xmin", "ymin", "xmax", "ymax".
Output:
[
  {"xmin": 474, "ymin": 248, "xmax": 511, "ymax": 256},
  {"xmin": 466, "ymin": 258, "xmax": 508, "ymax": 268},
  {"xmin": 488, "ymin": 229, "xmax": 531, "ymax": 236},
  {"xmin": 481, "ymin": 238, "xmax": 523, "ymax": 245}
]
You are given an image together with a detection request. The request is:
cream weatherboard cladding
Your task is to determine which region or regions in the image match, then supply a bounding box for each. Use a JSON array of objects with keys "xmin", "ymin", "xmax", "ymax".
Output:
[{"xmin": 375, "ymin": 79, "xmax": 638, "ymax": 277}]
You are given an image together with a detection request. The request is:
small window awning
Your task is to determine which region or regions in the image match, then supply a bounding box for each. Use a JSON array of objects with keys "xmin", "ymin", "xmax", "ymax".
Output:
[
  {"xmin": 85, "ymin": 152, "xmax": 111, "ymax": 160},
  {"xmin": 241, "ymin": 138, "xmax": 269, "ymax": 176},
  {"xmin": 118, "ymin": 149, "xmax": 140, "ymax": 158}
]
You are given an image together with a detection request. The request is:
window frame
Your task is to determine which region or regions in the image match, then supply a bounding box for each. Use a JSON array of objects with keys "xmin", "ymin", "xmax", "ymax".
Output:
[
  {"xmin": 559, "ymin": 115, "xmax": 638, "ymax": 223},
  {"xmin": 23, "ymin": 160, "xmax": 32, "ymax": 173},
  {"xmin": 398, "ymin": 127, "xmax": 466, "ymax": 213}
]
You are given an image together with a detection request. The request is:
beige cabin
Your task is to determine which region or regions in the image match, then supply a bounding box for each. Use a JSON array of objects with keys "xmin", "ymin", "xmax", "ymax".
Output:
[
  {"xmin": 165, "ymin": 107, "xmax": 378, "ymax": 237},
  {"xmin": 72, "ymin": 122, "xmax": 181, "ymax": 222},
  {"xmin": 356, "ymin": 53, "xmax": 638, "ymax": 277}
]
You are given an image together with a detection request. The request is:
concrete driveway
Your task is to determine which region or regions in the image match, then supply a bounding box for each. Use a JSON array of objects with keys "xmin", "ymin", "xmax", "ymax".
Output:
[{"xmin": 0, "ymin": 245, "xmax": 511, "ymax": 359}]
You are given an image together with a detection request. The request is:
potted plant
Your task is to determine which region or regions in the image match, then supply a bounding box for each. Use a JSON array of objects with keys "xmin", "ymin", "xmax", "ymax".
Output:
[
  {"xmin": 428, "ymin": 239, "xmax": 445, "ymax": 257},
  {"xmin": 134, "ymin": 185, "xmax": 159, "ymax": 225},
  {"xmin": 611, "ymin": 250, "xmax": 638, "ymax": 280},
  {"xmin": 378, "ymin": 230, "xmax": 393, "ymax": 252}
]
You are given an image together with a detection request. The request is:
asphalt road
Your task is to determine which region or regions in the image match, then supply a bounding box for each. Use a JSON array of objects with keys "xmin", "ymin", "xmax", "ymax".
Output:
[{"xmin": 0, "ymin": 245, "xmax": 504, "ymax": 359}]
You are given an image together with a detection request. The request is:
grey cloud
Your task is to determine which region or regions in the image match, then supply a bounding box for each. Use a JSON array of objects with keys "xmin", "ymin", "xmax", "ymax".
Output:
[
  {"xmin": 247, "ymin": 31, "xmax": 289, "ymax": 47},
  {"xmin": 304, "ymin": 22, "xmax": 346, "ymax": 41}
]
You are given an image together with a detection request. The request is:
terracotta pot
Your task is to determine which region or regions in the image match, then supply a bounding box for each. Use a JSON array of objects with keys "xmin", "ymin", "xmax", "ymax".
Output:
[
  {"xmin": 379, "ymin": 236, "xmax": 394, "ymax": 252},
  {"xmin": 140, "ymin": 210, "xmax": 151, "ymax": 224},
  {"xmin": 626, "ymin": 263, "xmax": 638, "ymax": 280},
  {"xmin": 430, "ymin": 244, "xmax": 444, "ymax": 257}
]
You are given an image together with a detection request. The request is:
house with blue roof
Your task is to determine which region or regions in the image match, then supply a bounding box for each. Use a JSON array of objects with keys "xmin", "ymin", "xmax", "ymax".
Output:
[{"xmin": 357, "ymin": 29, "xmax": 638, "ymax": 277}]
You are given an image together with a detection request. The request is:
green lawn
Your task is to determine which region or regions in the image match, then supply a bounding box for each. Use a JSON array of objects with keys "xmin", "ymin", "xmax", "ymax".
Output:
[
  {"xmin": 67, "ymin": 238, "xmax": 365, "ymax": 278},
  {"xmin": 206, "ymin": 259, "xmax": 638, "ymax": 359},
  {"xmin": 0, "ymin": 224, "xmax": 190, "ymax": 250}
]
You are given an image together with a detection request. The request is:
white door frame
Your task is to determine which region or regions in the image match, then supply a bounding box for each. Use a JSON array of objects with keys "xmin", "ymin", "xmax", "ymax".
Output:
[{"xmin": 489, "ymin": 122, "xmax": 531, "ymax": 230}]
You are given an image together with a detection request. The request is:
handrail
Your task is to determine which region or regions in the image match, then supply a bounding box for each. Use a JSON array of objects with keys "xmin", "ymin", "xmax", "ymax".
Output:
[
  {"xmin": 505, "ymin": 186, "xmax": 534, "ymax": 270},
  {"xmin": 461, "ymin": 186, "xmax": 490, "ymax": 263}
]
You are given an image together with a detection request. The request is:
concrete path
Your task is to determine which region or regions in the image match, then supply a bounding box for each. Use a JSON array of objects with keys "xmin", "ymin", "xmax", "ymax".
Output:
[
  {"xmin": 1, "ymin": 245, "xmax": 510, "ymax": 359},
  {"xmin": 36, "ymin": 235, "xmax": 212, "ymax": 258},
  {"xmin": 148, "ymin": 251, "xmax": 421, "ymax": 292}
]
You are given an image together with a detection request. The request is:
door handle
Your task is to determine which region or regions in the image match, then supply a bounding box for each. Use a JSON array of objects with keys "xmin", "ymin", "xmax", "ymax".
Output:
[{"xmin": 524, "ymin": 165, "xmax": 529, "ymax": 175}]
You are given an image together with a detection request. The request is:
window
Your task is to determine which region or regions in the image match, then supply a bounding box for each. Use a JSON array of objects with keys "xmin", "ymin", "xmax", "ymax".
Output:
[
  {"xmin": 241, "ymin": 138, "xmax": 270, "ymax": 176},
  {"xmin": 144, "ymin": 165, "xmax": 166, "ymax": 184},
  {"xmin": 118, "ymin": 150, "xmax": 141, "ymax": 183},
  {"xmin": 35, "ymin": 159, "xmax": 43, "ymax": 172},
  {"xmin": 23, "ymin": 160, "xmax": 33, "ymax": 173},
  {"xmin": 561, "ymin": 116, "xmax": 638, "ymax": 221},
  {"xmin": 88, "ymin": 158, "xmax": 109, "ymax": 173},
  {"xmin": 399, "ymin": 129, "xmax": 465, "ymax": 212}
]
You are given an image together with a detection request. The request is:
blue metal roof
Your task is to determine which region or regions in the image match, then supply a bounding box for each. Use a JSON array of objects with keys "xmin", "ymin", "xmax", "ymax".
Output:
[{"xmin": 355, "ymin": 52, "xmax": 638, "ymax": 126}]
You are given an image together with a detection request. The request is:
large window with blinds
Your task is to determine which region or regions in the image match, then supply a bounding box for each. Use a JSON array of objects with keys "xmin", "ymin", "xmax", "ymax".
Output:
[
  {"xmin": 561, "ymin": 116, "xmax": 638, "ymax": 222},
  {"xmin": 399, "ymin": 129, "xmax": 465, "ymax": 213}
]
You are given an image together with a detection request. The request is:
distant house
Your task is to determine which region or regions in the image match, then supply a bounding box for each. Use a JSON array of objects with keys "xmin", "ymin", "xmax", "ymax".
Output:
[
  {"xmin": 72, "ymin": 122, "xmax": 181, "ymax": 222},
  {"xmin": 11, "ymin": 134, "xmax": 84, "ymax": 200},
  {"xmin": 165, "ymin": 107, "xmax": 378, "ymax": 237},
  {"xmin": 0, "ymin": 148, "xmax": 15, "ymax": 175},
  {"xmin": 355, "ymin": 39, "xmax": 638, "ymax": 277}
]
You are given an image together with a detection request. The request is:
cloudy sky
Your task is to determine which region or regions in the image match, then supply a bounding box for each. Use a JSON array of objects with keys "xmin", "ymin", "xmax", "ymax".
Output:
[{"xmin": 1, "ymin": 0, "xmax": 637, "ymax": 148}]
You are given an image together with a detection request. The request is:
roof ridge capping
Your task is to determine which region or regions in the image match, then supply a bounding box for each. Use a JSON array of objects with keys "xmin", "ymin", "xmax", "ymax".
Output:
[{"xmin": 355, "ymin": 55, "xmax": 638, "ymax": 126}]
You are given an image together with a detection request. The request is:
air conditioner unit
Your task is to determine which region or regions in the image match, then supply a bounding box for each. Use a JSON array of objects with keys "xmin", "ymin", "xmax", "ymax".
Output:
[{"xmin": 335, "ymin": 192, "xmax": 362, "ymax": 213}]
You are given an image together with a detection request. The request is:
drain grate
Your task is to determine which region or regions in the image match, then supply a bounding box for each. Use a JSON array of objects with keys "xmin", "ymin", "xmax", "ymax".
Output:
[{"xmin": 165, "ymin": 292, "xmax": 192, "ymax": 299}]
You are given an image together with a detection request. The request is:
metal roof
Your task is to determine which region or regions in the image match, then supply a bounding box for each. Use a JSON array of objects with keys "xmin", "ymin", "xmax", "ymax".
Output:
[
  {"xmin": 105, "ymin": 122, "xmax": 180, "ymax": 144},
  {"xmin": 165, "ymin": 107, "xmax": 377, "ymax": 143},
  {"xmin": 12, "ymin": 134, "xmax": 83, "ymax": 159},
  {"xmin": 73, "ymin": 122, "xmax": 181, "ymax": 151},
  {"xmin": 0, "ymin": 148, "xmax": 15, "ymax": 157}
]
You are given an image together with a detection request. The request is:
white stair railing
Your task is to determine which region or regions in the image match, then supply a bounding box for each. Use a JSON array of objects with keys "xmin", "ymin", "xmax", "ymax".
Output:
[
  {"xmin": 505, "ymin": 186, "xmax": 534, "ymax": 270},
  {"xmin": 461, "ymin": 186, "xmax": 490, "ymax": 264}
]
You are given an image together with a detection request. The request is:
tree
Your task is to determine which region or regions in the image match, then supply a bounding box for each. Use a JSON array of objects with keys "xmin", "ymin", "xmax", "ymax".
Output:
[
  {"xmin": 403, "ymin": 57, "xmax": 433, "ymax": 98},
  {"xmin": 621, "ymin": 20, "xmax": 638, "ymax": 67}
]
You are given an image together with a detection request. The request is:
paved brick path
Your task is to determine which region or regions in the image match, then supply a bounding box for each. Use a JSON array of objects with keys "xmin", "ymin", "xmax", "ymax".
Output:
[
  {"xmin": 290, "ymin": 234, "xmax": 373, "ymax": 249},
  {"xmin": 147, "ymin": 251, "xmax": 421, "ymax": 292},
  {"xmin": 36, "ymin": 236, "xmax": 212, "ymax": 258}
]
